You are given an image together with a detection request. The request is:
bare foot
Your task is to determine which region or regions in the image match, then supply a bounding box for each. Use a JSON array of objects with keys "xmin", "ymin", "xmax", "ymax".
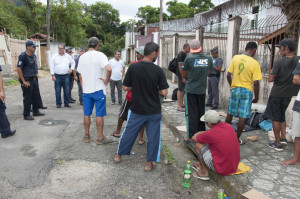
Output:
[
  {"xmin": 184, "ymin": 138, "xmax": 192, "ymax": 142},
  {"xmin": 281, "ymin": 158, "xmax": 300, "ymax": 165},
  {"xmin": 192, "ymin": 161, "xmax": 201, "ymax": 170},
  {"xmin": 111, "ymin": 131, "xmax": 121, "ymax": 137}
]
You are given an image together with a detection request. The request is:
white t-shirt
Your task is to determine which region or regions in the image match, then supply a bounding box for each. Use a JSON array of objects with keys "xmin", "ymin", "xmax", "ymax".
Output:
[
  {"xmin": 77, "ymin": 51, "xmax": 109, "ymax": 94},
  {"xmin": 109, "ymin": 58, "xmax": 125, "ymax": 81}
]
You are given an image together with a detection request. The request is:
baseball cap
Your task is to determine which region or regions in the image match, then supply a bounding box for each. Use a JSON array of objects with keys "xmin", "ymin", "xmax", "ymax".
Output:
[
  {"xmin": 211, "ymin": 46, "xmax": 218, "ymax": 53},
  {"xmin": 26, "ymin": 40, "xmax": 37, "ymax": 47},
  {"xmin": 200, "ymin": 110, "xmax": 220, "ymax": 124},
  {"xmin": 135, "ymin": 46, "xmax": 145, "ymax": 56},
  {"xmin": 66, "ymin": 47, "xmax": 72, "ymax": 53},
  {"xmin": 275, "ymin": 38, "xmax": 294, "ymax": 49},
  {"xmin": 190, "ymin": 39, "xmax": 202, "ymax": 53},
  {"xmin": 88, "ymin": 37, "xmax": 99, "ymax": 46},
  {"xmin": 78, "ymin": 47, "xmax": 85, "ymax": 51}
]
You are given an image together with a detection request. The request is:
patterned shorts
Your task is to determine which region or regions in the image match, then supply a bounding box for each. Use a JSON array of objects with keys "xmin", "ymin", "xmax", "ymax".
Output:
[
  {"xmin": 200, "ymin": 145, "xmax": 215, "ymax": 171},
  {"xmin": 228, "ymin": 87, "xmax": 253, "ymax": 118}
]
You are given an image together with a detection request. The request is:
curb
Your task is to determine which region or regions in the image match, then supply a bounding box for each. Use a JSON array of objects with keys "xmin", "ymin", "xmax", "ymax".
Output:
[{"xmin": 162, "ymin": 109, "xmax": 248, "ymax": 199}]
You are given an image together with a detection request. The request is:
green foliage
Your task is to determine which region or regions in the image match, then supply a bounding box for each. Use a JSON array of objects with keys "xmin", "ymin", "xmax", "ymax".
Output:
[
  {"xmin": 4, "ymin": 79, "xmax": 20, "ymax": 87},
  {"xmin": 136, "ymin": 5, "xmax": 168, "ymax": 24},
  {"xmin": 188, "ymin": 0, "xmax": 214, "ymax": 14},
  {"xmin": 166, "ymin": 0, "xmax": 195, "ymax": 20}
]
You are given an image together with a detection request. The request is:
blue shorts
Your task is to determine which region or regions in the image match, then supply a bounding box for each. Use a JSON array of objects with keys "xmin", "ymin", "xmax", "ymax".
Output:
[
  {"xmin": 228, "ymin": 87, "xmax": 253, "ymax": 118},
  {"xmin": 82, "ymin": 90, "xmax": 106, "ymax": 117}
]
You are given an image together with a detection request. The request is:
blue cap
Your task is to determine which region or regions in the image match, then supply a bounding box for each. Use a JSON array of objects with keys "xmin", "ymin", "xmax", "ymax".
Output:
[{"xmin": 26, "ymin": 40, "xmax": 37, "ymax": 47}]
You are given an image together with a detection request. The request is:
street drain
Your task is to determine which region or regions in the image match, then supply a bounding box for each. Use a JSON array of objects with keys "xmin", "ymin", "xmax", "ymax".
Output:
[{"xmin": 39, "ymin": 119, "xmax": 69, "ymax": 126}]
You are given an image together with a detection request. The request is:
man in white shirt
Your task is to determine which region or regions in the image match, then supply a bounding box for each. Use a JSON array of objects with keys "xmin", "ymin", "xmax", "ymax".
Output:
[
  {"xmin": 50, "ymin": 44, "xmax": 75, "ymax": 108},
  {"xmin": 77, "ymin": 37, "xmax": 113, "ymax": 145},
  {"xmin": 109, "ymin": 50, "xmax": 125, "ymax": 105}
]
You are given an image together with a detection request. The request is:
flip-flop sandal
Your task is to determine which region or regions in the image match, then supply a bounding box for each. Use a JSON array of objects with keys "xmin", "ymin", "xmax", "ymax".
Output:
[
  {"xmin": 144, "ymin": 163, "xmax": 156, "ymax": 172},
  {"xmin": 177, "ymin": 108, "xmax": 185, "ymax": 112},
  {"xmin": 84, "ymin": 135, "xmax": 90, "ymax": 143},
  {"xmin": 239, "ymin": 139, "xmax": 247, "ymax": 145},
  {"xmin": 138, "ymin": 140, "xmax": 145, "ymax": 145},
  {"xmin": 111, "ymin": 132, "xmax": 121, "ymax": 138},
  {"xmin": 96, "ymin": 137, "xmax": 113, "ymax": 145},
  {"xmin": 183, "ymin": 138, "xmax": 193, "ymax": 143},
  {"xmin": 114, "ymin": 154, "xmax": 121, "ymax": 164},
  {"xmin": 192, "ymin": 163, "xmax": 199, "ymax": 172},
  {"xmin": 193, "ymin": 172, "xmax": 209, "ymax": 181}
]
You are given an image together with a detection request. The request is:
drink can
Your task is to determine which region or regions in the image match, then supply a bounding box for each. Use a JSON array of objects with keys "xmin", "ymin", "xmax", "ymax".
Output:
[{"xmin": 218, "ymin": 189, "xmax": 224, "ymax": 199}]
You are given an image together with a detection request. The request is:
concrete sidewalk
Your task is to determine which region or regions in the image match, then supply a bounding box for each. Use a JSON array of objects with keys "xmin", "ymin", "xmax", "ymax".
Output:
[{"xmin": 162, "ymin": 80, "xmax": 300, "ymax": 199}]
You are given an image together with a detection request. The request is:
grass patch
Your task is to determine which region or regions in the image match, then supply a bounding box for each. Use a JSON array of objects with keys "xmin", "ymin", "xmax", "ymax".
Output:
[
  {"xmin": 162, "ymin": 142, "xmax": 174, "ymax": 164},
  {"xmin": 57, "ymin": 160, "xmax": 64, "ymax": 165},
  {"xmin": 4, "ymin": 79, "xmax": 20, "ymax": 86}
]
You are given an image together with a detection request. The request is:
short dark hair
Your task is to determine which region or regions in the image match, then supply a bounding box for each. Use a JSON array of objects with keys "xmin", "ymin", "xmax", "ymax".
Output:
[
  {"xmin": 88, "ymin": 44, "xmax": 97, "ymax": 48},
  {"xmin": 183, "ymin": 43, "xmax": 190, "ymax": 49},
  {"xmin": 245, "ymin": 42, "xmax": 257, "ymax": 50},
  {"xmin": 114, "ymin": 50, "xmax": 121, "ymax": 55},
  {"xmin": 144, "ymin": 42, "xmax": 159, "ymax": 56}
]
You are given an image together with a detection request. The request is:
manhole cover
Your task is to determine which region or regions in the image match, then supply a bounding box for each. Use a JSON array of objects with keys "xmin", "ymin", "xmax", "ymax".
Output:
[{"xmin": 39, "ymin": 119, "xmax": 69, "ymax": 126}]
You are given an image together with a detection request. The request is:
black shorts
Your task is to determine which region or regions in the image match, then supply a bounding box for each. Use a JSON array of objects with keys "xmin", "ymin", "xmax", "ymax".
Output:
[
  {"xmin": 264, "ymin": 96, "xmax": 291, "ymax": 122},
  {"xmin": 119, "ymin": 99, "xmax": 131, "ymax": 120},
  {"xmin": 177, "ymin": 73, "xmax": 185, "ymax": 91}
]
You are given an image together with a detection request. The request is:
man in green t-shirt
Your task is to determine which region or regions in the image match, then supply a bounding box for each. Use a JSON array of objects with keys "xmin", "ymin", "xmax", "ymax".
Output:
[{"xmin": 182, "ymin": 39, "xmax": 213, "ymax": 141}]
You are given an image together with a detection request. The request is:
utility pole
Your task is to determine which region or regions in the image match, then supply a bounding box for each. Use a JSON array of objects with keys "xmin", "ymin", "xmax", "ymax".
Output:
[
  {"xmin": 46, "ymin": 0, "xmax": 51, "ymax": 69},
  {"xmin": 159, "ymin": 0, "xmax": 163, "ymax": 31}
]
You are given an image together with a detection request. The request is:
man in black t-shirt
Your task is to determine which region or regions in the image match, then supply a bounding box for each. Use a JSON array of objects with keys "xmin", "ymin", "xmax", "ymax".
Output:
[
  {"xmin": 177, "ymin": 44, "xmax": 190, "ymax": 112},
  {"xmin": 114, "ymin": 42, "xmax": 169, "ymax": 171},
  {"xmin": 265, "ymin": 38, "xmax": 300, "ymax": 151}
]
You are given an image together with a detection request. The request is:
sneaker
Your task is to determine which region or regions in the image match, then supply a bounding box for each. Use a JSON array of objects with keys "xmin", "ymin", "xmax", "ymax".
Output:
[
  {"xmin": 111, "ymin": 102, "xmax": 115, "ymax": 105},
  {"xmin": 280, "ymin": 139, "xmax": 288, "ymax": 145},
  {"xmin": 65, "ymin": 104, "xmax": 71, "ymax": 108},
  {"xmin": 56, "ymin": 105, "xmax": 61, "ymax": 108},
  {"xmin": 205, "ymin": 103, "xmax": 212, "ymax": 107},
  {"xmin": 268, "ymin": 142, "xmax": 283, "ymax": 151}
]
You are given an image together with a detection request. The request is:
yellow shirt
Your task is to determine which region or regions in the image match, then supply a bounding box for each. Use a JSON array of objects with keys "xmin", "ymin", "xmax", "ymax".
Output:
[{"xmin": 228, "ymin": 54, "xmax": 262, "ymax": 92}]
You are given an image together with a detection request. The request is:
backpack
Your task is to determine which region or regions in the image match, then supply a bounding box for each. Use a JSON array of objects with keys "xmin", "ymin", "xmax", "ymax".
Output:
[
  {"xmin": 168, "ymin": 58, "xmax": 178, "ymax": 74},
  {"xmin": 246, "ymin": 111, "xmax": 264, "ymax": 128},
  {"xmin": 172, "ymin": 88, "xmax": 178, "ymax": 100}
]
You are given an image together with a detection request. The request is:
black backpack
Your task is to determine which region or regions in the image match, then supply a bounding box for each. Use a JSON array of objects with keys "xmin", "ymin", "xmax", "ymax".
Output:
[
  {"xmin": 168, "ymin": 58, "xmax": 178, "ymax": 74},
  {"xmin": 172, "ymin": 88, "xmax": 178, "ymax": 100},
  {"xmin": 246, "ymin": 111, "xmax": 264, "ymax": 128}
]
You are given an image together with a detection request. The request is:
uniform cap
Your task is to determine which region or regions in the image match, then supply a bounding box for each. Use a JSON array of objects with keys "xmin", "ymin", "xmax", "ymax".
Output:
[
  {"xmin": 26, "ymin": 40, "xmax": 37, "ymax": 47},
  {"xmin": 211, "ymin": 46, "xmax": 218, "ymax": 53},
  {"xmin": 88, "ymin": 37, "xmax": 99, "ymax": 46},
  {"xmin": 200, "ymin": 110, "xmax": 220, "ymax": 123},
  {"xmin": 135, "ymin": 46, "xmax": 145, "ymax": 56}
]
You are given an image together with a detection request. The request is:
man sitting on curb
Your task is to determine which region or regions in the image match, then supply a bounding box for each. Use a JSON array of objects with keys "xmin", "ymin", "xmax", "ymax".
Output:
[{"xmin": 191, "ymin": 110, "xmax": 240, "ymax": 180}]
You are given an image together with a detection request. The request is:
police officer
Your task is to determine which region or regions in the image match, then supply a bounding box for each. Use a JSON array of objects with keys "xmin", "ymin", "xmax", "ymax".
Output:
[
  {"xmin": 17, "ymin": 40, "xmax": 45, "ymax": 120},
  {"xmin": 0, "ymin": 65, "xmax": 16, "ymax": 138},
  {"xmin": 73, "ymin": 47, "xmax": 85, "ymax": 105},
  {"xmin": 66, "ymin": 48, "xmax": 76, "ymax": 103},
  {"xmin": 206, "ymin": 46, "xmax": 223, "ymax": 110}
]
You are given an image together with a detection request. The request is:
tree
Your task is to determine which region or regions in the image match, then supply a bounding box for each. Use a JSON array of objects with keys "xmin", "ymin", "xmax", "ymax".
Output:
[
  {"xmin": 136, "ymin": 5, "xmax": 168, "ymax": 24},
  {"xmin": 188, "ymin": 0, "xmax": 214, "ymax": 14},
  {"xmin": 166, "ymin": 0, "xmax": 195, "ymax": 20}
]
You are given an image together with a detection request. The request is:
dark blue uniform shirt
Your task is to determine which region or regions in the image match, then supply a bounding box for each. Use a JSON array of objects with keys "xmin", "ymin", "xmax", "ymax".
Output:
[
  {"xmin": 0, "ymin": 65, "xmax": 2, "ymax": 72},
  {"xmin": 17, "ymin": 52, "xmax": 38, "ymax": 77}
]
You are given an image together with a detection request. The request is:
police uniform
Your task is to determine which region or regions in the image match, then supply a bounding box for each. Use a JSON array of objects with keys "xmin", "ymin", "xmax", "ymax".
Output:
[
  {"xmin": 17, "ymin": 52, "xmax": 40, "ymax": 117},
  {"xmin": 206, "ymin": 46, "xmax": 223, "ymax": 109},
  {"xmin": 0, "ymin": 65, "xmax": 15, "ymax": 138}
]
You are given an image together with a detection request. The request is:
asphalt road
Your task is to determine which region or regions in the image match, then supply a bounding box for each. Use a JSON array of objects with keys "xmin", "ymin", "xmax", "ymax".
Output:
[{"xmin": 0, "ymin": 71, "xmax": 218, "ymax": 199}]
